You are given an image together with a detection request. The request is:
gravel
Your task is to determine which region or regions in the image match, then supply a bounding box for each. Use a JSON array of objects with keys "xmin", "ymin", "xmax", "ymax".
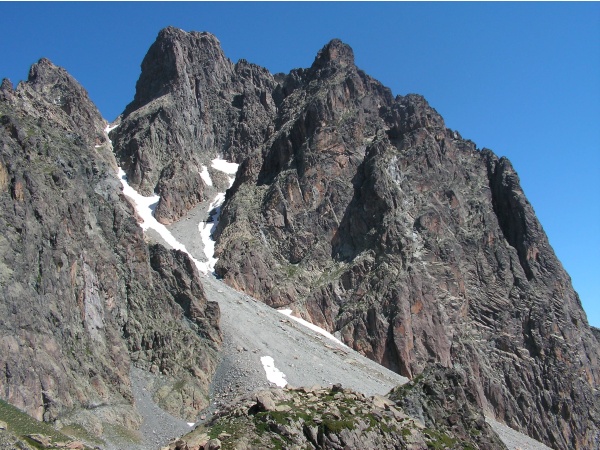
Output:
[
  {"xmin": 486, "ymin": 417, "xmax": 553, "ymax": 450},
  {"xmin": 119, "ymin": 195, "xmax": 552, "ymax": 450}
]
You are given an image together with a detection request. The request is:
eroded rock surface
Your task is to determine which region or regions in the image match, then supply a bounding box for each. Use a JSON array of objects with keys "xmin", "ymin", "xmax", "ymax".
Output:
[
  {"xmin": 111, "ymin": 26, "xmax": 278, "ymax": 224},
  {"xmin": 208, "ymin": 38, "xmax": 598, "ymax": 449},
  {"xmin": 0, "ymin": 58, "xmax": 221, "ymax": 439},
  {"xmin": 2, "ymin": 27, "xmax": 598, "ymax": 450},
  {"xmin": 173, "ymin": 369, "xmax": 506, "ymax": 450}
]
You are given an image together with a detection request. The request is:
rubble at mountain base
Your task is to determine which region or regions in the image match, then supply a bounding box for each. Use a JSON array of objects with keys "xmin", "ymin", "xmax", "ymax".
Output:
[{"xmin": 170, "ymin": 366, "xmax": 506, "ymax": 450}]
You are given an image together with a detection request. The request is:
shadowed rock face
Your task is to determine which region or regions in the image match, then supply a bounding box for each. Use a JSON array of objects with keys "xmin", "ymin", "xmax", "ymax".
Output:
[
  {"xmin": 206, "ymin": 37, "xmax": 595, "ymax": 449},
  {"xmin": 0, "ymin": 58, "xmax": 221, "ymax": 435}
]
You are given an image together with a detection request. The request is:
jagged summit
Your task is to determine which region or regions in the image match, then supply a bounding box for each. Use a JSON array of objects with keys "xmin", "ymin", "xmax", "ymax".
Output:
[
  {"xmin": 27, "ymin": 57, "xmax": 56, "ymax": 80},
  {"xmin": 124, "ymin": 27, "xmax": 232, "ymax": 116},
  {"xmin": 0, "ymin": 78, "xmax": 13, "ymax": 93},
  {"xmin": 312, "ymin": 38, "xmax": 356, "ymax": 69},
  {"xmin": 1, "ymin": 29, "xmax": 598, "ymax": 450}
]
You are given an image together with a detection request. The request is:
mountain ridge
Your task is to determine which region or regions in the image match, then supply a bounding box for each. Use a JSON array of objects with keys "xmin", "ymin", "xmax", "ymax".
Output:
[
  {"xmin": 114, "ymin": 29, "xmax": 598, "ymax": 449},
  {"xmin": 1, "ymin": 27, "xmax": 598, "ymax": 449},
  {"xmin": 0, "ymin": 55, "xmax": 221, "ymax": 442}
]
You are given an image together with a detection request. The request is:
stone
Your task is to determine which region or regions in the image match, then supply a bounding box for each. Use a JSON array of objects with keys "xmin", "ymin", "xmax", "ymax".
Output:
[
  {"xmin": 183, "ymin": 385, "xmax": 499, "ymax": 450},
  {"xmin": 0, "ymin": 55, "xmax": 221, "ymax": 436},
  {"xmin": 371, "ymin": 394, "xmax": 395, "ymax": 409},
  {"xmin": 65, "ymin": 442, "xmax": 85, "ymax": 450},
  {"xmin": 205, "ymin": 438, "xmax": 221, "ymax": 450},
  {"xmin": 255, "ymin": 391, "xmax": 276, "ymax": 411},
  {"xmin": 27, "ymin": 434, "xmax": 51, "ymax": 447}
]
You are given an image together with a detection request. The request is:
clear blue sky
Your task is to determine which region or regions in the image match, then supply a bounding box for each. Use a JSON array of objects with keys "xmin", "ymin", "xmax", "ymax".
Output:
[{"xmin": 1, "ymin": 2, "xmax": 599, "ymax": 327}]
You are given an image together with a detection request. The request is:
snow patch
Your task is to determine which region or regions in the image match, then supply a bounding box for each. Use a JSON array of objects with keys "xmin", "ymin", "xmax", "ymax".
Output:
[
  {"xmin": 105, "ymin": 123, "xmax": 119, "ymax": 133},
  {"xmin": 197, "ymin": 192, "xmax": 226, "ymax": 274},
  {"xmin": 211, "ymin": 158, "xmax": 239, "ymax": 175},
  {"xmin": 117, "ymin": 168, "xmax": 207, "ymax": 273},
  {"xmin": 260, "ymin": 356, "xmax": 287, "ymax": 387},
  {"xmin": 279, "ymin": 309, "xmax": 348, "ymax": 347},
  {"xmin": 196, "ymin": 158, "xmax": 240, "ymax": 273},
  {"xmin": 199, "ymin": 165, "xmax": 212, "ymax": 186}
]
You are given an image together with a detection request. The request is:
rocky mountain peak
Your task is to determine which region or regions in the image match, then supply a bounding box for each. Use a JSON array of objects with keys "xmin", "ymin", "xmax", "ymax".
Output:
[
  {"xmin": 2, "ymin": 29, "xmax": 597, "ymax": 450},
  {"xmin": 26, "ymin": 57, "xmax": 88, "ymax": 99},
  {"xmin": 8, "ymin": 57, "xmax": 107, "ymax": 147},
  {"xmin": 312, "ymin": 38, "xmax": 356, "ymax": 69},
  {"xmin": 26, "ymin": 57, "xmax": 76, "ymax": 94},
  {"xmin": 124, "ymin": 27, "xmax": 232, "ymax": 115},
  {"xmin": 26, "ymin": 57, "xmax": 56, "ymax": 81},
  {"xmin": 1, "ymin": 78, "xmax": 13, "ymax": 93}
]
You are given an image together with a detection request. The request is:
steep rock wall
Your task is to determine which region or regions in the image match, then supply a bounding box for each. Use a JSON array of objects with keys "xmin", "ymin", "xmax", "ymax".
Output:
[
  {"xmin": 0, "ymin": 59, "xmax": 221, "ymax": 436},
  {"xmin": 110, "ymin": 29, "xmax": 599, "ymax": 449}
]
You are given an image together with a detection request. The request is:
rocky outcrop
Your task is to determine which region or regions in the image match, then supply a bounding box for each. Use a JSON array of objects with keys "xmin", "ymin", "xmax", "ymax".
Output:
[
  {"xmin": 0, "ymin": 58, "xmax": 220, "ymax": 438},
  {"xmin": 4, "ymin": 28, "xmax": 598, "ymax": 450},
  {"xmin": 389, "ymin": 365, "xmax": 508, "ymax": 449},
  {"xmin": 111, "ymin": 27, "xmax": 278, "ymax": 224},
  {"xmin": 207, "ymin": 39, "xmax": 600, "ymax": 449},
  {"xmin": 173, "ymin": 376, "xmax": 505, "ymax": 450}
]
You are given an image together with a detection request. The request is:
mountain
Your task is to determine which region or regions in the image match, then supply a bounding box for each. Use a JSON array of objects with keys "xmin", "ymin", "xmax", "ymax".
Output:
[
  {"xmin": 0, "ymin": 57, "xmax": 221, "ymax": 441},
  {"xmin": 0, "ymin": 26, "xmax": 598, "ymax": 450},
  {"xmin": 112, "ymin": 28, "xmax": 599, "ymax": 449}
]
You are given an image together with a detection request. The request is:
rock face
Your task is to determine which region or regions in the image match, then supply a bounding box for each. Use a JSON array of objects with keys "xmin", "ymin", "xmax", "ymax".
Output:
[
  {"xmin": 209, "ymin": 38, "xmax": 599, "ymax": 449},
  {"xmin": 0, "ymin": 58, "xmax": 221, "ymax": 437},
  {"xmin": 111, "ymin": 26, "xmax": 278, "ymax": 224},
  {"xmin": 111, "ymin": 30, "xmax": 599, "ymax": 448},
  {"xmin": 3, "ymin": 28, "xmax": 599, "ymax": 450},
  {"xmin": 389, "ymin": 365, "xmax": 508, "ymax": 449},
  {"xmin": 174, "ymin": 371, "xmax": 506, "ymax": 450}
]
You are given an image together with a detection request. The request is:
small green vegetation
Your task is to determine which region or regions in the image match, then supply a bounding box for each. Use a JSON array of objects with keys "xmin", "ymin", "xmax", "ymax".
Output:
[
  {"xmin": 102, "ymin": 423, "xmax": 142, "ymax": 445},
  {"xmin": 378, "ymin": 419, "xmax": 397, "ymax": 434},
  {"xmin": 321, "ymin": 417, "xmax": 355, "ymax": 434},
  {"xmin": 58, "ymin": 423, "xmax": 104, "ymax": 447},
  {"xmin": 0, "ymin": 399, "xmax": 88, "ymax": 449},
  {"xmin": 204, "ymin": 417, "xmax": 250, "ymax": 447},
  {"xmin": 423, "ymin": 427, "xmax": 457, "ymax": 449},
  {"xmin": 173, "ymin": 379, "xmax": 186, "ymax": 392},
  {"xmin": 283, "ymin": 263, "xmax": 300, "ymax": 278}
]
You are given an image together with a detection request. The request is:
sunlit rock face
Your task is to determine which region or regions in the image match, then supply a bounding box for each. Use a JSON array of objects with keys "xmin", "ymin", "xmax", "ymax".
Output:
[
  {"xmin": 111, "ymin": 26, "xmax": 279, "ymax": 224},
  {"xmin": 1, "ymin": 26, "xmax": 598, "ymax": 450},
  {"xmin": 0, "ymin": 57, "xmax": 221, "ymax": 434},
  {"xmin": 117, "ymin": 30, "xmax": 599, "ymax": 449}
]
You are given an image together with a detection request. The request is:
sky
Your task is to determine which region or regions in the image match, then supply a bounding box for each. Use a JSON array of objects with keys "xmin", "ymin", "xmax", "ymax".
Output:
[{"xmin": 1, "ymin": 2, "xmax": 598, "ymax": 327}]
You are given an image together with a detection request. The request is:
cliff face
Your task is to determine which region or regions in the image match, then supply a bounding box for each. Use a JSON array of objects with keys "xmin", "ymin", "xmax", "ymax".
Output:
[
  {"xmin": 3, "ymin": 27, "xmax": 598, "ymax": 450},
  {"xmin": 211, "ymin": 39, "xmax": 599, "ymax": 449},
  {"xmin": 111, "ymin": 26, "xmax": 278, "ymax": 224},
  {"xmin": 113, "ymin": 30, "xmax": 599, "ymax": 448},
  {"xmin": 0, "ymin": 58, "xmax": 221, "ymax": 436}
]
